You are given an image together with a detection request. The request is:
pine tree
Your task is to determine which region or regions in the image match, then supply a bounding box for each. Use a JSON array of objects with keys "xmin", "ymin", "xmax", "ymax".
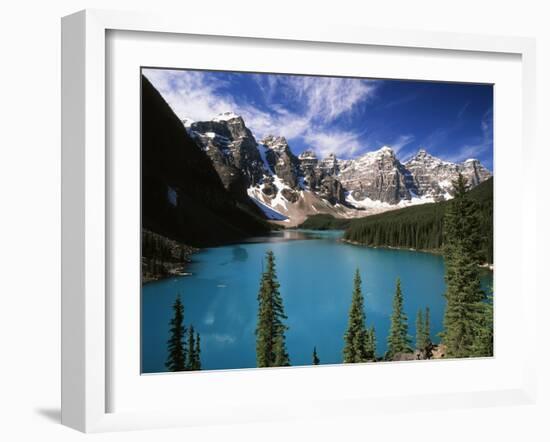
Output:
[
  {"xmin": 165, "ymin": 295, "xmax": 187, "ymax": 371},
  {"xmin": 312, "ymin": 346, "xmax": 320, "ymax": 365},
  {"xmin": 471, "ymin": 293, "xmax": 493, "ymax": 357},
  {"xmin": 386, "ymin": 278, "xmax": 412, "ymax": 359},
  {"xmin": 187, "ymin": 325, "xmax": 196, "ymax": 370},
  {"xmin": 195, "ymin": 333, "xmax": 202, "ymax": 370},
  {"xmin": 255, "ymin": 251, "xmax": 290, "ymax": 367},
  {"xmin": 424, "ymin": 308, "xmax": 431, "ymax": 344},
  {"xmin": 364, "ymin": 329, "xmax": 372, "ymax": 360},
  {"xmin": 343, "ymin": 269, "xmax": 369, "ymax": 363},
  {"xmin": 274, "ymin": 335, "xmax": 290, "ymax": 367},
  {"xmin": 442, "ymin": 173, "xmax": 487, "ymax": 358},
  {"xmin": 256, "ymin": 271, "xmax": 272, "ymax": 367},
  {"xmin": 416, "ymin": 309, "xmax": 425, "ymax": 351},
  {"xmin": 415, "ymin": 307, "xmax": 433, "ymax": 359},
  {"xmin": 365, "ymin": 326, "xmax": 376, "ymax": 361}
]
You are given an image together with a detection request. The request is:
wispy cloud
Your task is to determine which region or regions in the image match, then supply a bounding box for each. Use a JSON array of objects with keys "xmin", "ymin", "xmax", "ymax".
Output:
[
  {"xmin": 457, "ymin": 101, "xmax": 470, "ymax": 119},
  {"xmin": 278, "ymin": 75, "xmax": 376, "ymax": 123},
  {"xmin": 445, "ymin": 108, "xmax": 493, "ymax": 163},
  {"xmin": 143, "ymin": 69, "xmax": 378, "ymax": 159},
  {"xmin": 303, "ymin": 129, "xmax": 363, "ymax": 158},
  {"xmin": 143, "ymin": 69, "xmax": 237, "ymax": 121},
  {"xmin": 387, "ymin": 134, "xmax": 415, "ymax": 155}
]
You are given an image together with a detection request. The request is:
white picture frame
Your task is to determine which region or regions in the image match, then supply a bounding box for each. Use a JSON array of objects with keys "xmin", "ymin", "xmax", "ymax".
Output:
[{"xmin": 61, "ymin": 9, "xmax": 538, "ymax": 433}]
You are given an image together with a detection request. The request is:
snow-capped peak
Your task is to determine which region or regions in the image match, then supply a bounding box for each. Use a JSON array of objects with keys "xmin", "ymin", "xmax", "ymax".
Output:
[
  {"xmin": 298, "ymin": 149, "xmax": 318, "ymax": 160},
  {"xmin": 405, "ymin": 148, "xmax": 452, "ymax": 167},
  {"xmin": 213, "ymin": 111, "xmax": 241, "ymax": 122},
  {"xmin": 262, "ymin": 135, "xmax": 290, "ymax": 152},
  {"xmin": 181, "ymin": 117, "xmax": 195, "ymax": 128}
]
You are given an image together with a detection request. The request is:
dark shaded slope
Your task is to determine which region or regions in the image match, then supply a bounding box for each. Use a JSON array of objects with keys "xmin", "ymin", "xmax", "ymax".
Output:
[
  {"xmin": 141, "ymin": 75, "xmax": 271, "ymax": 247},
  {"xmin": 344, "ymin": 178, "xmax": 493, "ymax": 263}
]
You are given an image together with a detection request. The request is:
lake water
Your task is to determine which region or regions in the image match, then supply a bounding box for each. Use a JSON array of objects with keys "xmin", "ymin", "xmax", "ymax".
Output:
[{"xmin": 141, "ymin": 230, "xmax": 492, "ymax": 373}]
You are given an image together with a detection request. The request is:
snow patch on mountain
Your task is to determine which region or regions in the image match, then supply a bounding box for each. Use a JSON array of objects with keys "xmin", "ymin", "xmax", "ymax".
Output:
[
  {"xmin": 257, "ymin": 143, "xmax": 273, "ymax": 175},
  {"xmin": 247, "ymin": 190, "xmax": 288, "ymax": 221},
  {"xmin": 213, "ymin": 111, "xmax": 241, "ymax": 122},
  {"xmin": 345, "ymin": 192, "xmax": 436, "ymax": 210}
]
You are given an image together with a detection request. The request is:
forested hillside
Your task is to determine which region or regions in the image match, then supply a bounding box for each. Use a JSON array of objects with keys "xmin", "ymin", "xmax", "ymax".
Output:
[
  {"xmin": 298, "ymin": 214, "xmax": 352, "ymax": 230},
  {"xmin": 344, "ymin": 178, "xmax": 493, "ymax": 263}
]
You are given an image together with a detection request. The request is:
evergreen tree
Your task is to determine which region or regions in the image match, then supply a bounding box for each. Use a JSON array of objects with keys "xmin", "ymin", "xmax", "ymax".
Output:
[
  {"xmin": 365, "ymin": 326, "xmax": 376, "ymax": 361},
  {"xmin": 424, "ymin": 307, "xmax": 431, "ymax": 344},
  {"xmin": 442, "ymin": 174, "xmax": 488, "ymax": 358},
  {"xmin": 274, "ymin": 335, "xmax": 290, "ymax": 367},
  {"xmin": 255, "ymin": 251, "xmax": 290, "ymax": 367},
  {"xmin": 312, "ymin": 346, "xmax": 320, "ymax": 365},
  {"xmin": 195, "ymin": 333, "xmax": 202, "ymax": 370},
  {"xmin": 187, "ymin": 325, "xmax": 196, "ymax": 370},
  {"xmin": 471, "ymin": 293, "xmax": 493, "ymax": 357},
  {"xmin": 165, "ymin": 295, "xmax": 187, "ymax": 371},
  {"xmin": 386, "ymin": 278, "xmax": 412, "ymax": 359},
  {"xmin": 343, "ymin": 269, "xmax": 369, "ymax": 363},
  {"xmin": 364, "ymin": 329, "xmax": 372, "ymax": 360},
  {"xmin": 343, "ymin": 177, "xmax": 493, "ymax": 264},
  {"xmin": 256, "ymin": 271, "xmax": 272, "ymax": 367},
  {"xmin": 416, "ymin": 309, "xmax": 425, "ymax": 351},
  {"xmin": 415, "ymin": 307, "xmax": 433, "ymax": 359}
]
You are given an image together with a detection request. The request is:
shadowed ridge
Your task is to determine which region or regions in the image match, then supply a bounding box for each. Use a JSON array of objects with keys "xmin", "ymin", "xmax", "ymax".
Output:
[{"xmin": 141, "ymin": 75, "xmax": 271, "ymax": 247}]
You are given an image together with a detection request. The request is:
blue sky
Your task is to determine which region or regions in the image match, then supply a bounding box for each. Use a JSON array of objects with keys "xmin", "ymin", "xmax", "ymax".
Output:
[{"xmin": 143, "ymin": 68, "xmax": 493, "ymax": 170}]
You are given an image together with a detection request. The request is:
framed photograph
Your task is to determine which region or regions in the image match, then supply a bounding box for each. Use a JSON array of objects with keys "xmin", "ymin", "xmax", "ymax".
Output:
[{"xmin": 62, "ymin": 9, "xmax": 537, "ymax": 432}]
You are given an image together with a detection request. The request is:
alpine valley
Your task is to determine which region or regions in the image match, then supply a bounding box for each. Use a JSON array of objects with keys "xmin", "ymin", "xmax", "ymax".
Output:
[
  {"xmin": 141, "ymin": 73, "xmax": 494, "ymax": 372},
  {"xmin": 141, "ymin": 73, "xmax": 492, "ymax": 253}
]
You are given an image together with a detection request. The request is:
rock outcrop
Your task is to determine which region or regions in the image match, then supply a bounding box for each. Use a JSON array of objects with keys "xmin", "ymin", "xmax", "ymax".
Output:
[
  {"xmin": 337, "ymin": 146, "xmax": 417, "ymax": 204},
  {"xmin": 261, "ymin": 135, "xmax": 302, "ymax": 189},
  {"xmin": 189, "ymin": 114, "xmax": 266, "ymax": 200}
]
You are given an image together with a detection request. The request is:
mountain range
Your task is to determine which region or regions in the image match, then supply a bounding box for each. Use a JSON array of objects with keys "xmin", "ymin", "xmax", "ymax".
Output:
[{"xmin": 183, "ymin": 110, "xmax": 491, "ymax": 226}]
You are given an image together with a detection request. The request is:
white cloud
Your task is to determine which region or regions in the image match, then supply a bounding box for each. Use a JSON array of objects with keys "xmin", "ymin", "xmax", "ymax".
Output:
[
  {"xmin": 303, "ymin": 129, "xmax": 363, "ymax": 158},
  {"xmin": 279, "ymin": 75, "xmax": 376, "ymax": 123},
  {"xmin": 143, "ymin": 68, "xmax": 378, "ymax": 159},
  {"xmin": 143, "ymin": 69, "xmax": 237, "ymax": 122}
]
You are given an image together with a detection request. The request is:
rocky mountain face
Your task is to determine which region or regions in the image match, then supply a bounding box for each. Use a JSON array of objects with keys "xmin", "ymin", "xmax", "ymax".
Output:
[
  {"xmin": 188, "ymin": 113, "xmax": 266, "ymax": 202},
  {"xmin": 336, "ymin": 147, "xmax": 417, "ymax": 204},
  {"xmin": 183, "ymin": 110, "xmax": 492, "ymax": 226},
  {"xmin": 261, "ymin": 135, "xmax": 302, "ymax": 188},
  {"xmin": 293, "ymin": 150, "xmax": 347, "ymax": 204},
  {"xmin": 404, "ymin": 149, "xmax": 492, "ymax": 200}
]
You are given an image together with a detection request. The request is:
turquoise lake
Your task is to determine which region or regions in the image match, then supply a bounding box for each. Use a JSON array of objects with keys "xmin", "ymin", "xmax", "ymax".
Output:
[{"xmin": 141, "ymin": 230, "xmax": 492, "ymax": 373}]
